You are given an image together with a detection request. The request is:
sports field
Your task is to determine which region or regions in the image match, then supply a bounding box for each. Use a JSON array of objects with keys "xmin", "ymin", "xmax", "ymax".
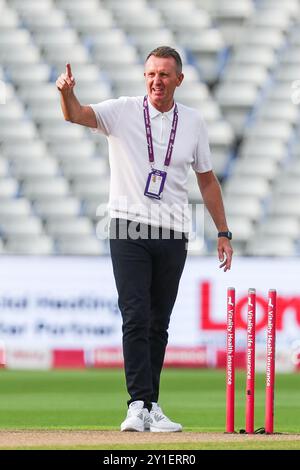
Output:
[{"xmin": 0, "ymin": 369, "xmax": 299, "ymax": 450}]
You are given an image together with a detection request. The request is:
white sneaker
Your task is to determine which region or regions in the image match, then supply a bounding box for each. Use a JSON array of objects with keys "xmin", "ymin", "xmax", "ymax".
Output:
[
  {"xmin": 149, "ymin": 403, "xmax": 182, "ymax": 432},
  {"xmin": 120, "ymin": 401, "xmax": 150, "ymax": 432}
]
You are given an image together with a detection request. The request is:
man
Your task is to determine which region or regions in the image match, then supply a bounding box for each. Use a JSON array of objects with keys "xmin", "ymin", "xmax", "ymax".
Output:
[{"xmin": 56, "ymin": 46, "xmax": 233, "ymax": 432}]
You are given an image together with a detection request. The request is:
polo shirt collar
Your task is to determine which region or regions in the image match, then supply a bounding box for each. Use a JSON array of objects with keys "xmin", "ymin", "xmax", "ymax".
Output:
[{"xmin": 147, "ymin": 97, "xmax": 176, "ymax": 121}]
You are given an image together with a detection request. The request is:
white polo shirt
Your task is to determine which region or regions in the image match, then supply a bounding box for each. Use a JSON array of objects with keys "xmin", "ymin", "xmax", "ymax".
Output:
[{"xmin": 90, "ymin": 96, "xmax": 212, "ymax": 232}]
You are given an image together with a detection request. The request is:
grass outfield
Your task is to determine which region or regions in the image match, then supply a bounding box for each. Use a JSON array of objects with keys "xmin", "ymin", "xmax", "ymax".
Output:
[{"xmin": 0, "ymin": 369, "xmax": 299, "ymax": 449}]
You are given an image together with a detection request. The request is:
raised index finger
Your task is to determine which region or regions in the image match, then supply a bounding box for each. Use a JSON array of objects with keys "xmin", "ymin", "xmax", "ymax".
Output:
[{"xmin": 66, "ymin": 63, "xmax": 72, "ymax": 78}]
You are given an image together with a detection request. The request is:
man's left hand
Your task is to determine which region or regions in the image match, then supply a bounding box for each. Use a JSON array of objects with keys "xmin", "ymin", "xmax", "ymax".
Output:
[{"xmin": 218, "ymin": 238, "xmax": 233, "ymax": 272}]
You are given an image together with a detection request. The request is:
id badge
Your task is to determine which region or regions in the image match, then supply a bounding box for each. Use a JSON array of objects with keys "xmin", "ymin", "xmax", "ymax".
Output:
[{"xmin": 144, "ymin": 169, "xmax": 167, "ymax": 200}]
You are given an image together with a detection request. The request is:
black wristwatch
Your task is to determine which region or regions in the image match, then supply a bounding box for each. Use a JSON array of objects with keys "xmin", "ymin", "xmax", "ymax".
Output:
[{"xmin": 218, "ymin": 231, "xmax": 232, "ymax": 240}]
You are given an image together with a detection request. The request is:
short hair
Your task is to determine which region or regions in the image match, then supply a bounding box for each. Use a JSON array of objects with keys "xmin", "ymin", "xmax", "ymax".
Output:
[{"xmin": 146, "ymin": 46, "xmax": 183, "ymax": 75}]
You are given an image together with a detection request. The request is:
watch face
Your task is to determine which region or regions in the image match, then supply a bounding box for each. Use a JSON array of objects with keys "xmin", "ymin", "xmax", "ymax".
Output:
[{"xmin": 218, "ymin": 231, "xmax": 232, "ymax": 240}]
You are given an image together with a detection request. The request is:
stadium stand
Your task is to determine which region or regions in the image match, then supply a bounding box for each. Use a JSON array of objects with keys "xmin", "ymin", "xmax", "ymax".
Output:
[{"xmin": 0, "ymin": 0, "xmax": 300, "ymax": 255}]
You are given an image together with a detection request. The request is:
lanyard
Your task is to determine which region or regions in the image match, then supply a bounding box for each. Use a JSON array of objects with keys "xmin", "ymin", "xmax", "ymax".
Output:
[{"xmin": 143, "ymin": 95, "xmax": 178, "ymax": 168}]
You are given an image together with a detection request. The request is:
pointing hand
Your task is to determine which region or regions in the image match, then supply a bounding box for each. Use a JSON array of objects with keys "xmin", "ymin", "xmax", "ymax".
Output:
[{"xmin": 56, "ymin": 63, "xmax": 76, "ymax": 94}]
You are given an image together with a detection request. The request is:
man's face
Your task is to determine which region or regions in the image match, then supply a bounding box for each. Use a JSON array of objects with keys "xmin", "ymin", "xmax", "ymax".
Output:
[{"xmin": 144, "ymin": 55, "xmax": 184, "ymax": 110}]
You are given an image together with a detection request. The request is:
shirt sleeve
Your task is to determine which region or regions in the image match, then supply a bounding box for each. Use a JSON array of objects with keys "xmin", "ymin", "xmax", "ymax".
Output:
[
  {"xmin": 191, "ymin": 115, "xmax": 213, "ymax": 173},
  {"xmin": 89, "ymin": 97, "xmax": 127, "ymax": 136}
]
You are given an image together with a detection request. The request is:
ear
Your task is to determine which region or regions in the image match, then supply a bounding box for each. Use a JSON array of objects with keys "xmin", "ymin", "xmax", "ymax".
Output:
[{"xmin": 176, "ymin": 73, "xmax": 184, "ymax": 87}]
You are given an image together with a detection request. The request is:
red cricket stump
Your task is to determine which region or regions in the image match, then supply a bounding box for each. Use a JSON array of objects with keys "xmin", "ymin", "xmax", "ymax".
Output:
[
  {"xmin": 265, "ymin": 289, "xmax": 277, "ymax": 434},
  {"xmin": 226, "ymin": 287, "xmax": 235, "ymax": 433},
  {"xmin": 246, "ymin": 288, "xmax": 256, "ymax": 434}
]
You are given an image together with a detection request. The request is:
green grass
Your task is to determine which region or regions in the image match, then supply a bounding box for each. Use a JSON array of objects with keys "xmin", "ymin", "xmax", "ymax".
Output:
[
  {"xmin": 1, "ymin": 442, "xmax": 300, "ymax": 450},
  {"xmin": 0, "ymin": 369, "xmax": 299, "ymax": 449}
]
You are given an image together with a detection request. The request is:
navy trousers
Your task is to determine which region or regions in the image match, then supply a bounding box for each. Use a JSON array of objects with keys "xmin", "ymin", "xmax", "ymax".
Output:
[{"xmin": 109, "ymin": 218, "xmax": 187, "ymax": 409}]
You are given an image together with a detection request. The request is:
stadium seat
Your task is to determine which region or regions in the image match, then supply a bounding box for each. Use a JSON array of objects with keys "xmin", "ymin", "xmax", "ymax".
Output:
[
  {"xmin": 268, "ymin": 82, "xmax": 296, "ymax": 101},
  {"xmin": 0, "ymin": 121, "xmax": 38, "ymax": 142},
  {"xmin": 67, "ymin": 11, "xmax": 114, "ymax": 34},
  {"xmin": 33, "ymin": 198, "xmax": 81, "ymax": 220},
  {"xmin": 246, "ymin": 236, "xmax": 295, "ymax": 256},
  {"xmin": 0, "ymin": 7, "xmax": 20, "ymax": 30},
  {"xmin": 91, "ymin": 46, "xmax": 139, "ymax": 70},
  {"xmin": 49, "ymin": 140, "xmax": 96, "ymax": 161},
  {"xmin": 222, "ymin": 64, "xmax": 268, "ymax": 87},
  {"xmin": 76, "ymin": 83, "xmax": 112, "ymax": 104},
  {"xmin": 197, "ymin": 101, "xmax": 221, "ymax": 122},
  {"xmin": 0, "ymin": 216, "xmax": 43, "ymax": 237},
  {"xmin": 5, "ymin": 235, "xmax": 55, "ymax": 255},
  {"xmin": 9, "ymin": 0, "xmax": 53, "ymax": 12},
  {"xmin": 270, "ymin": 196, "xmax": 300, "ymax": 218},
  {"xmin": 260, "ymin": 0, "xmax": 299, "ymax": 15},
  {"xmin": 2, "ymin": 141, "xmax": 49, "ymax": 161},
  {"xmin": 251, "ymin": 9, "xmax": 291, "ymax": 31},
  {"xmin": 33, "ymin": 29, "xmax": 78, "ymax": 47},
  {"xmin": 240, "ymin": 28, "xmax": 284, "ymax": 49},
  {"xmin": 287, "ymin": 160, "xmax": 300, "ymax": 176},
  {"xmin": 88, "ymin": 29, "xmax": 127, "ymax": 50},
  {"xmin": 0, "ymin": 45, "xmax": 41, "ymax": 65},
  {"xmin": 131, "ymin": 29, "xmax": 176, "ymax": 58},
  {"xmin": 0, "ymin": 101, "xmax": 25, "ymax": 122},
  {"xmin": 175, "ymin": 82, "xmax": 209, "ymax": 102},
  {"xmin": 62, "ymin": 64, "xmax": 102, "ymax": 83},
  {"xmin": 180, "ymin": 29, "xmax": 226, "ymax": 83},
  {"xmin": 18, "ymin": 83, "xmax": 59, "ymax": 103},
  {"xmin": 56, "ymin": 236, "xmax": 105, "ymax": 255},
  {"xmin": 231, "ymin": 46, "xmax": 277, "ymax": 69},
  {"xmin": 43, "ymin": 44, "xmax": 90, "ymax": 67},
  {"xmin": 0, "ymin": 198, "xmax": 32, "ymax": 217},
  {"xmin": 40, "ymin": 123, "xmax": 87, "ymax": 143},
  {"xmin": 56, "ymin": 0, "xmax": 100, "ymax": 12},
  {"xmin": 71, "ymin": 179, "xmax": 110, "ymax": 201},
  {"xmin": 0, "ymin": 29, "xmax": 31, "ymax": 48},
  {"xmin": 210, "ymin": 0, "xmax": 255, "ymax": 46},
  {"xmin": 11, "ymin": 157, "xmax": 59, "ymax": 180},
  {"xmin": 61, "ymin": 159, "xmax": 107, "ymax": 180},
  {"xmin": 21, "ymin": 177, "xmax": 70, "ymax": 200},
  {"xmin": 224, "ymin": 196, "xmax": 263, "ymax": 221},
  {"xmin": 206, "ymin": 121, "xmax": 234, "ymax": 153},
  {"xmin": 274, "ymin": 177, "xmax": 300, "ymax": 196},
  {"xmin": 21, "ymin": 10, "xmax": 67, "ymax": 32},
  {"xmin": 215, "ymin": 82, "xmax": 258, "ymax": 135},
  {"xmin": 0, "ymin": 158, "xmax": 9, "ymax": 178},
  {"xmin": 7, "ymin": 63, "xmax": 52, "ymax": 83},
  {"xmin": 258, "ymin": 217, "xmax": 300, "ymax": 240},
  {"xmin": 45, "ymin": 217, "xmax": 94, "ymax": 237},
  {"xmin": 281, "ymin": 47, "xmax": 300, "ymax": 65},
  {"xmin": 82, "ymin": 199, "xmax": 107, "ymax": 221},
  {"xmin": 231, "ymin": 158, "xmax": 278, "ymax": 181},
  {"xmin": 162, "ymin": 10, "xmax": 211, "ymax": 34},
  {"xmin": 244, "ymin": 121, "xmax": 292, "ymax": 143},
  {"xmin": 112, "ymin": 83, "xmax": 146, "ymax": 97},
  {"xmin": 256, "ymin": 102, "xmax": 298, "ymax": 124},
  {"xmin": 224, "ymin": 176, "xmax": 270, "ymax": 199},
  {"xmin": 0, "ymin": 178, "xmax": 19, "ymax": 198},
  {"xmin": 102, "ymin": 0, "xmax": 148, "ymax": 9},
  {"xmin": 211, "ymin": 152, "xmax": 230, "ymax": 178},
  {"xmin": 239, "ymin": 139, "xmax": 287, "ymax": 162},
  {"xmin": 290, "ymin": 25, "xmax": 300, "ymax": 46},
  {"xmin": 29, "ymin": 104, "xmax": 64, "ymax": 125},
  {"xmin": 205, "ymin": 214, "xmax": 254, "ymax": 244}
]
